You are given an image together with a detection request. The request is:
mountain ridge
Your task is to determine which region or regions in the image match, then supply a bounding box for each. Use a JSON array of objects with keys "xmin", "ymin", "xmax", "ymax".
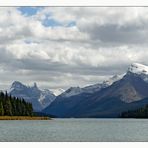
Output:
[
  {"xmin": 43, "ymin": 63, "xmax": 148, "ymax": 118},
  {"xmin": 8, "ymin": 81, "xmax": 56, "ymax": 111}
]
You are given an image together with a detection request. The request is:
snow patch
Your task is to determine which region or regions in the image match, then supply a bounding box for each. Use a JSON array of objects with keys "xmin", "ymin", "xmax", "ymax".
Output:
[
  {"xmin": 51, "ymin": 88, "xmax": 65, "ymax": 96},
  {"xmin": 59, "ymin": 74, "xmax": 123, "ymax": 98},
  {"xmin": 128, "ymin": 63, "xmax": 148, "ymax": 75},
  {"xmin": 60, "ymin": 87, "xmax": 82, "ymax": 98}
]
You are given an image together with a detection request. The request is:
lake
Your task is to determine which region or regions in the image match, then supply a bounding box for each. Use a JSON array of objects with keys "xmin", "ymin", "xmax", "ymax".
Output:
[{"xmin": 0, "ymin": 119, "xmax": 148, "ymax": 142}]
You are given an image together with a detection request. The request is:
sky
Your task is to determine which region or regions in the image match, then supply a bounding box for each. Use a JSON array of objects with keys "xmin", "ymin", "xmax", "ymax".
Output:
[{"xmin": 0, "ymin": 7, "xmax": 148, "ymax": 91}]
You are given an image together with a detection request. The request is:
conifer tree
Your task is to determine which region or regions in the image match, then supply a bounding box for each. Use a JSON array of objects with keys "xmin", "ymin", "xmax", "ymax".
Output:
[
  {"xmin": 0, "ymin": 91, "xmax": 34, "ymax": 116},
  {"xmin": 0, "ymin": 101, "xmax": 4, "ymax": 116},
  {"xmin": 4, "ymin": 97, "xmax": 12, "ymax": 116}
]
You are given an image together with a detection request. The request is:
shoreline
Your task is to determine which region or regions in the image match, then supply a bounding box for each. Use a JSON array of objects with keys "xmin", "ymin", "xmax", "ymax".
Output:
[{"xmin": 0, "ymin": 116, "xmax": 50, "ymax": 120}]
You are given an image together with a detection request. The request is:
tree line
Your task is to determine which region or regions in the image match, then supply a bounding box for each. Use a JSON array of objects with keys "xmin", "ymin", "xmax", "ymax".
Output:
[
  {"xmin": 0, "ymin": 91, "xmax": 33, "ymax": 116},
  {"xmin": 120, "ymin": 104, "xmax": 148, "ymax": 118}
]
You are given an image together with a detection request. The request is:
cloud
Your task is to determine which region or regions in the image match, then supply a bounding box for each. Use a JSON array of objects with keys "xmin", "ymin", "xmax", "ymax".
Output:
[{"xmin": 0, "ymin": 7, "xmax": 148, "ymax": 90}]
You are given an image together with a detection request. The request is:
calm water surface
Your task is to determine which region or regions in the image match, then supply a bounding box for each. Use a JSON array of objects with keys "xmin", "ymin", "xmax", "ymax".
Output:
[{"xmin": 0, "ymin": 119, "xmax": 148, "ymax": 142}]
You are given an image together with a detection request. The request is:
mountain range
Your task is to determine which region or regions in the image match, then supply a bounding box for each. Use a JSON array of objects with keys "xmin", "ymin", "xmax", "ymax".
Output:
[
  {"xmin": 8, "ymin": 81, "xmax": 56, "ymax": 111},
  {"xmin": 43, "ymin": 63, "xmax": 148, "ymax": 118}
]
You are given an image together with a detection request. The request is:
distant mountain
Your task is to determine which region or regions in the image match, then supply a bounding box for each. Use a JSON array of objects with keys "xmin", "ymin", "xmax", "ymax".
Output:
[
  {"xmin": 43, "ymin": 63, "xmax": 148, "ymax": 118},
  {"xmin": 8, "ymin": 81, "xmax": 56, "ymax": 111},
  {"xmin": 42, "ymin": 74, "xmax": 123, "ymax": 117},
  {"xmin": 51, "ymin": 88, "xmax": 65, "ymax": 96},
  {"xmin": 59, "ymin": 74, "xmax": 122, "ymax": 98}
]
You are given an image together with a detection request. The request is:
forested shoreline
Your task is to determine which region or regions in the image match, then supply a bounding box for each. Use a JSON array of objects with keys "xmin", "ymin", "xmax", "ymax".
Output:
[
  {"xmin": 0, "ymin": 91, "xmax": 33, "ymax": 116},
  {"xmin": 120, "ymin": 104, "xmax": 148, "ymax": 118}
]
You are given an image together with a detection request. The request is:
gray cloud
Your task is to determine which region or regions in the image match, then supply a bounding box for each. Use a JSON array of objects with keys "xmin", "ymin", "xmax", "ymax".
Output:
[
  {"xmin": 0, "ymin": 7, "xmax": 148, "ymax": 91},
  {"xmin": 80, "ymin": 24, "xmax": 148, "ymax": 44}
]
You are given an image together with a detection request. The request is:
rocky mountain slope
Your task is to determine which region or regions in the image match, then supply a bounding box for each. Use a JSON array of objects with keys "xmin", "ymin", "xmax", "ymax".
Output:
[
  {"xmin": 43, "ymin": 63, "xmax": 148, "ymax": 117},
  {"xmin": 8, "ymin": 81, "xmax": 56, "ymax": 111}
]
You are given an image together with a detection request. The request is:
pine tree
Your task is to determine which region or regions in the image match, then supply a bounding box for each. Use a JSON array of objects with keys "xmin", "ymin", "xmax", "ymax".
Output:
[
  {"xmin": 0, "ymin": 101, "xmax": 4, "ymax": 116},
  {"xmin": 4, "ymin": 97, "xmax": 12, "ymax": 116},
  {"xmin": 0, "ymin": 91, "xmax": 34, "ymax": 117}
]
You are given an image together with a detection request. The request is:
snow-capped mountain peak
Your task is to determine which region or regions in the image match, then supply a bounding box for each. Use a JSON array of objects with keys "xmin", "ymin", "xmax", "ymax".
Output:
[
  {"xmin": 8, "ymin": 81, "xmax": 56, "ymax": 111},
  {"xmin": 10, "ymin": 81, "xmax": 26, "ymax": 91},
  {"xmin": 9, "ymin": 81, "xmax": 29, "ymax": 94},
  {"xmin": 59, "ymin": 74, "xmax": 123, "ymax": 98},
  {"xmin": 128, "ymin": 63, "xmax": 148, "ymax": 75},
  {"xmin": 60, "ymin": 87, "xmax": 82, "ymax": 98},
  {"xmin": 51, "ymin": 88, "xmax": 65, "ymax": 96},
  {"xmin": 43, "ymin": 63, "xmax": 148, "ymax": 118}
]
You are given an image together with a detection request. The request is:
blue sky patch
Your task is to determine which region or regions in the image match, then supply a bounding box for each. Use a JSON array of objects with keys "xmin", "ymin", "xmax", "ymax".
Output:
[
  {"xmin": 18, "ymin": 7, "xmax": 43, "ymax": 16},
  {"xmin": 43, "ymin": 18, "xmax": 76, "ymax": 28},
  {"xmin": 18, "ymin": 7, "xmax": 76, "ymax": 28},
  {"xmin": 42, "ymin": 18, "xmax": 62, "ymax": 27}
]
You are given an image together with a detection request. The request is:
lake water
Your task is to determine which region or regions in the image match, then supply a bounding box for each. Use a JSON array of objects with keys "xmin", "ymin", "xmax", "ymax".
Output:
[{"xmin": 0, "ymin": 119, "xmax": 148, "ymax": 142}]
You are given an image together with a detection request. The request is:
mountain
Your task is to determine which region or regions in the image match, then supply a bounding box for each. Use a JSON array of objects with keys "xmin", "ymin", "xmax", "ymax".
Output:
[
  {"xmin": 43, "ymin": 63, "xmax": 148, "ymax": 118},
  {"xmin": 8, "ymin": 81, "xmax": 56, "ymax": 111},
  {"xmin": 42, "ymin": 74, "xmax": 123, "ymax": 117},
  {"xmin": 51, "ymin": 88, "xmax": 65, "ymax": 96},
  {"xmin": 59, "ymin": 74, "xmax": 122, "ymax": 98}
]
